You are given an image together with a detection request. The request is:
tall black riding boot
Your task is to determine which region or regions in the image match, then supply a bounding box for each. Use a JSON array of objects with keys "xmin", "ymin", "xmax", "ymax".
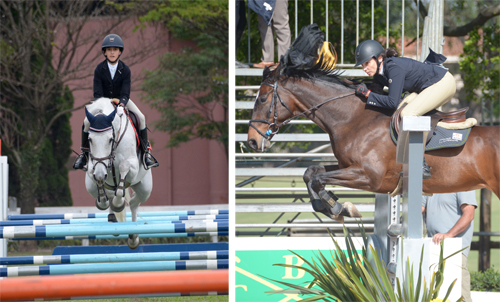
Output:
[
  {"xmin": 140, "ymin": 129, "xmax": 159, "ymax": 169},
  {"xmin": 423, "ymin": 157, "xmax": 431, "ymax": 179},
  {"xmin": 73, "ymin": 130, "xmax": 89, "ymax": 170}
]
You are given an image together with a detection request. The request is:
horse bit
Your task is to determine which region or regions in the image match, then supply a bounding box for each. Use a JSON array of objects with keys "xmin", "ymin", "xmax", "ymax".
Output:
[{"xmin": 248, "ymin": 79, "xmax": 355, "ymax": 141}]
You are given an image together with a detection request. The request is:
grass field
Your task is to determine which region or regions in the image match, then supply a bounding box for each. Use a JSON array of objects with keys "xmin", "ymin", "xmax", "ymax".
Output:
[{"xmin": 236, "ymin": 176, "xmax": 500, "ymax": 273}]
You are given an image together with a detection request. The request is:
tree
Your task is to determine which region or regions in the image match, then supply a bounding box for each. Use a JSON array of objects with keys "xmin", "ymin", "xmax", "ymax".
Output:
[
  {"xmin": 139, "ymin": 0, "xmax": 228, "ymax": 157},
  {"xmin": 0, "ymin": 0, "xmax": 163, "ymax": 214}
]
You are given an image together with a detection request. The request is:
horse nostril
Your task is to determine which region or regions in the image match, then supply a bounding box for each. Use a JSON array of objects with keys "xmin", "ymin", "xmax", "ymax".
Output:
[{"xmin": 248, "ymin": 139, "xmax": 258, "ymax": 150}]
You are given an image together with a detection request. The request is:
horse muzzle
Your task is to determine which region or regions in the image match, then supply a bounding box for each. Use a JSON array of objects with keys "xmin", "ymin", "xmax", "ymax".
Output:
[{"xmin": 247, "ymin": 136, "xmax": 271, "ymax": 152}]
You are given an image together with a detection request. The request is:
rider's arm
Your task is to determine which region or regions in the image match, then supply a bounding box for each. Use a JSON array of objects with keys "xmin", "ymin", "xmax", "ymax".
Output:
[
  {"xmin": 93, "ymin": 65, "xmax": 104, "ymax": 100},
  {"xmin": 118, "ymin": 65, "xmax": 131, "ymax": 107},
  {"xmin": 366, "ymin": 62, "xmax": 405, "ymax": 110}
]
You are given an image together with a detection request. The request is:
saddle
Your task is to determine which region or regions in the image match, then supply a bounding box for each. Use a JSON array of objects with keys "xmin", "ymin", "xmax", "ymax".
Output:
[{"xmin": 391, "ymin": 104, "xmax": 469, "ymax": 138}]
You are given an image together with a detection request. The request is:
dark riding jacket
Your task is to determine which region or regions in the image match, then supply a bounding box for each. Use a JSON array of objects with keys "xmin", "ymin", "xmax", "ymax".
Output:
[
  {"xmin": 93, "ymin": 60, "xmax": 131, "ymax": 106},
  {"xmin": 366, "ymin": 56, "xmax": 447, "ymax": 110}
]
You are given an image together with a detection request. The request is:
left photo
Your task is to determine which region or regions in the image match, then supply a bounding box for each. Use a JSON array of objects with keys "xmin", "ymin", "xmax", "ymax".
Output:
[{"xmin": 0, "ymin": 1, "xmax": 229, "ymax": 301}]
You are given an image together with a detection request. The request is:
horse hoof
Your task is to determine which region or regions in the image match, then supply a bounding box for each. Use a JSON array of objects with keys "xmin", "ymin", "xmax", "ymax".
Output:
[
  {"xmin": 128, "ymin": 234, "xmax": 139, "ymax": 249},
  {"xmin": 108, "ymin": 214, "xmax": 118, "ymax": 223},
  {"xmin": 311, "ymin": 199, "xmax": 344, "ymax": 223},
  {"xmin": 110, "ymin": 201, "xmax": 125, "ymax": 213},
  {"xmin": 95, "ymin": 199, "xmax": 109, "ymax": 211},
  {"xmin": 341, "ymin": 202, "xmax": 362, "ymax": 218}
]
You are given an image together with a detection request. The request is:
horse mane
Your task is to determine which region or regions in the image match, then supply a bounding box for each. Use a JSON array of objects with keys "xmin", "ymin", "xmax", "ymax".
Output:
[
  {"xmin": 267, "ymin": 24, "xmax": 359, "ymax": 89},
  {"xmin": 86, "ymin": 97, "xmax": 115, "ymax": 115}
]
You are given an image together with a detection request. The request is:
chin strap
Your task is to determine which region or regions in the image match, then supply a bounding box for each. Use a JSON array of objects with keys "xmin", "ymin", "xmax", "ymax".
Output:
[
  {"xmin": 375, "ymin": 57, "xmax": 382, "ymax": 75},
  {"xmin": 105, "ymin": 54, "xmax": 121, "ymax": 64}
]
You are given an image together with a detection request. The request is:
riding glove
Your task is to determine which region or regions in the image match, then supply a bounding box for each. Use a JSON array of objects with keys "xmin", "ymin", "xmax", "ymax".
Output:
[
  {"xmin": 355, "ymin": 83, "xmax": 371, "ymax": 98},
  {"xmin": 117, "ymin": 104, "xmax": 124, "ymax": 116}
]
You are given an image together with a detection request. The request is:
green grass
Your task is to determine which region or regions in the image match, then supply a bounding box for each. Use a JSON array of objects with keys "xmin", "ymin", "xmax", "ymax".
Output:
[{"xmin": 236, "ymin": 176, "xmax": 500, "ymax": 273}]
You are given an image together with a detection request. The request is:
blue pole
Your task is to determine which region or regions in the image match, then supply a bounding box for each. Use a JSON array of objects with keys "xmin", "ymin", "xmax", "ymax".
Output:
[
  {"xmin": 0, "ymin": 221, "xmax": 229, "ymax": 238},
  {"xmin": 0, "ymin": 259, "xmax": 229, "ymax": 277}
]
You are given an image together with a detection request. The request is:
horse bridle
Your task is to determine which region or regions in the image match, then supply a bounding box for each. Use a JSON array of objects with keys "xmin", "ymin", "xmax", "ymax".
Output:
[
  {"xmin": 248, "ymin": 80, "xmax": 294, "ymax": 140},
  {"xmin": 248, "ymin": 79, "xmax": 355, "ymax": 140},
  {"xmin": 89, "ymin": 114, "xmax": 129, "ymax": 193}
]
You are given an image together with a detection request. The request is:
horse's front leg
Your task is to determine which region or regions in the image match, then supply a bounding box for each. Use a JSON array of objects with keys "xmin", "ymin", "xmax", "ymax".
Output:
[
  {"xmin": 127, "ymin": 171, "xmax": 152, "ymax": 250},
  {"xmin": 111, "ymin": 161, "xmax": 131, "ymax": 212},
  {"xmin": 303, "ymin": 165, "xmax": 339, "ymax": 215},
  {"xmin": 309, "ymin": 166, "xmax": 371, "ymax": 222}
]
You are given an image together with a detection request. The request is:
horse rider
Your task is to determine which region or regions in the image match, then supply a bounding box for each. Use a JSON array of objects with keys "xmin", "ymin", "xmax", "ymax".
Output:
[
  {"xmin": 353, "ymin": 40, "xmax": 456, "ymax": 179},
  {"xmin": 73, "ymin": 34, "xmax": 159, "ymax": 171}
]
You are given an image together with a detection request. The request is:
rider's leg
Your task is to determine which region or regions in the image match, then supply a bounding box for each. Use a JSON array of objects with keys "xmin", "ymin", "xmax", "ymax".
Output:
[
  {"xmin": 125, "ymin": 100, "xmax": 159, "ymax": 169},
  {"xmin": 401, "ymin": 72, "xmax": 456, "ymax": 179},
  {"xmin": 73, "ymin": 122, "xmax": 90, "ymax": 170}
]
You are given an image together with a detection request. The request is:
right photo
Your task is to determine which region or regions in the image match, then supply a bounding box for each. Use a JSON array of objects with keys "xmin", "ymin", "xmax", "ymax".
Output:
[{"xmin": 233, "ymin": 1, "xmax": 500, "ymax": 301}]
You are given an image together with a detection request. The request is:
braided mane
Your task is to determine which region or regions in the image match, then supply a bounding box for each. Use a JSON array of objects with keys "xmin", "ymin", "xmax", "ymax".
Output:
[{"xmin": 265, "ymin": 24, "xmax": 357, "ymax": 89}]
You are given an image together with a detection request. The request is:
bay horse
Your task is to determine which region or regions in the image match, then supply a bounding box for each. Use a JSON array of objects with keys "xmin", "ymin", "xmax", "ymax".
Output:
[
  {"xmin": 85, "ymin": 98, "xmax": 153, "ymax": 249},
  {"xmin": 246, "ymin": 62, "xmax": 500, "ymax": 222}
]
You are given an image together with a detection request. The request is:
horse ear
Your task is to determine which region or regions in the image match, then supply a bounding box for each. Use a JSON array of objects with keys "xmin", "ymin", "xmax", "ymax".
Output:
[
  {"xmin": 85, "ymin": 107, "xmax": 95, "ymax": 124},
  {"xmin": 107, "ymin": 107, "xmax": 117, "ymax": 123}
]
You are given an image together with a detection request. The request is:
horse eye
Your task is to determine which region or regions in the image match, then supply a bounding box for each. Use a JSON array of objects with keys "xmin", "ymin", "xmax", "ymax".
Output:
[
  {"xmin": 88, "ymin": 138, "xmax": 92, "ymax": 143},
  {"xmin": 109, "ymin": 138, "xmax": 113, "ymax": 144},
  {"xmin": 260, "ymin": 96, "xmax": 267, "ymax": 103}
]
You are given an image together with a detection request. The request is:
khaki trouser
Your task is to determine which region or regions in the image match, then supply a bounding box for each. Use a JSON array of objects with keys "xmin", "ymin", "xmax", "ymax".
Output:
[
  {"xmin": 400, "ymin": 71, "xmax": 456, "ymax": 117},
  {"xmin": 257, "ymin": 0, "xmax": 291, "ymax": 62},
  {"xmin": 462, "ymin": 253, "xmax": 472, "ymax": 302},
  {"xmin": 83, "ymin": 99, "xmax": 146, "ymax": 132}
]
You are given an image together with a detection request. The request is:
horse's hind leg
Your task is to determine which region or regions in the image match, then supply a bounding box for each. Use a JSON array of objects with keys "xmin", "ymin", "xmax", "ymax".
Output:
[{"xmin": 305, "ymin": 165, "xmax": 362, "ymax": 222}]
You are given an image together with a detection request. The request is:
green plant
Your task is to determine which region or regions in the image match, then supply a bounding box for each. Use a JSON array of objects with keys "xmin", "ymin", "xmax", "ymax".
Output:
[
  {"xmin": 266, "ymin": 226, "xmax": 463, "ymax": 302},
  {"xmin": 471, "ymin": 266, "xmax": 500, "ymax": 292}
]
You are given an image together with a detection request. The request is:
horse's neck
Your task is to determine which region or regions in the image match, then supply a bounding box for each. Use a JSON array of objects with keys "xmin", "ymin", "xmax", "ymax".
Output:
[
  {"xmin": 284, "ymin": 80, "xmax": 369, "ymax": 133},
  {"xmin": 113, "ymin": 115, "xmax": 137, "ymax": 154}
]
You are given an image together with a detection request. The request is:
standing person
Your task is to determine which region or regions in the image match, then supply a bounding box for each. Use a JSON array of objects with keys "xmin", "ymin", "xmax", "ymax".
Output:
[
  {"xmin": 422, "ymin": 191, "xmax": 477, "ymax": 302},
  {"xmin": 236, "ymin": 0, "xmax": 247, "ymax": 68},
  {"xmin": 73, "ymin": 34, "xmax": 158, "ymax": 171},
  {"xmin": 248, "ymin": 0, "xmax": 291, "ymax": 68},
  {"xmin": 353, "ymin": 40, "xmax": 457, "ymax": 178}
]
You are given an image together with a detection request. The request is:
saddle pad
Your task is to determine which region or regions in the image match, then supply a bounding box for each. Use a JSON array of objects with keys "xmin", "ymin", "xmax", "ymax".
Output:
[{"xmin": 390, "ymin": 122, "xmax": 472, "ymax": 151}]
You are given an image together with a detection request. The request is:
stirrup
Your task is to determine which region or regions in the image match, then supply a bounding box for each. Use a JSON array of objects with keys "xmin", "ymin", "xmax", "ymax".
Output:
[
  {"xmin": 143, "ymin": 152, "xmax": 159, "ymax": 170},
  {"xmin": 73, "ymin": 151, "xmax": 88, "ymax": 171}
]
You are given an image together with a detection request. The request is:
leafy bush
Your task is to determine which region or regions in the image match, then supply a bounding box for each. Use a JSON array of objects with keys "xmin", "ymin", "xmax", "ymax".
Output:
[
  {"xmin": 471, "ymin": 267, "xmax": 500, "ymax": 292},
  {"xmin": 267, "ymin": 227, "xmax": 462, "ymax": 302}
]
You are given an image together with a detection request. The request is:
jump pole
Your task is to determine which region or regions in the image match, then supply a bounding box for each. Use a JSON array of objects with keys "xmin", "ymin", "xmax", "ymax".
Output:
[
  {"xmin": 0, "ymin": 221, "xmax": 229, "ymax": 238},
  {"xmin": 0, "ymin": 155, "xmax": 8, "ymax": 260},
  {"xmin": 0, "ymin": 269, "xmax": 228, "ymax": 301},
  {"xmin": 0, "ymin": 214, "xmax": 230, "ymax": 226},
  {"xmin": 7, "ymin": 209, "xmax": 229, "ymax": 220}
]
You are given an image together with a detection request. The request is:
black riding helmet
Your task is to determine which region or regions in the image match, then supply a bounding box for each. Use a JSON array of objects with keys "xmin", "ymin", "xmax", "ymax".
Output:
[
  {"xmin": 101, "ymin": 34, "xmax": 124, "ymax": 63},
  {"xmin": 354, "ymin": 40, "xmax": 384, "ymax": 67}
]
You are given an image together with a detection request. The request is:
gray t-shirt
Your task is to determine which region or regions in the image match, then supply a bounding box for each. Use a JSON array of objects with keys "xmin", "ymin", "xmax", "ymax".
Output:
[{"xmin": 422, "ymin": 190, "xmax": 477, "ymax": 257}]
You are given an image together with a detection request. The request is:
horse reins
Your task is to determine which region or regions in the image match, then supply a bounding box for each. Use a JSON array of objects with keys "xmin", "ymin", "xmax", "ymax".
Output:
[{"xmin": 249, "ymin": 79, "xmax": 355, "ymax": 140}]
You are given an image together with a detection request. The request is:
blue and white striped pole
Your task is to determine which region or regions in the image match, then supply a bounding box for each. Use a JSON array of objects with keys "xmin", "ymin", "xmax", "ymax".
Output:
[
  {"xmin": 0, "ymin": 259, "xmax": 229, "ymax": 277},
  {"xmin": 0, "ymin": 250, "xmax": 228, "ymax": 265},
  {"xmin": 0, "ymin": 214, "xmax": 229, "ymax": 226},
  {"xmin": 7, "ymin": 210, "xmax": 229, "ymax": 220},
  {"xmin": 0, "ymin": 221, "xmax": 229, "ymax": 238}
]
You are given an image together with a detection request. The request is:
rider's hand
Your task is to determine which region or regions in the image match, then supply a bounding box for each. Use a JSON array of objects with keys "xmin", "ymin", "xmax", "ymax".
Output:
[
  {"xmin": 355, "ymin": 83, "xmax": 371, "ymax": 98},
  {"xmin": 117, "ymin": 104, "xmax": 124, "ymax": 116}
]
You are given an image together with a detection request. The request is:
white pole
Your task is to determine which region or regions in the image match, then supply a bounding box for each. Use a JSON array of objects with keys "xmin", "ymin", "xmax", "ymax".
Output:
[{"xmin": 0, "ymin": 156, "xmax": 9, "ymax": 261}]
